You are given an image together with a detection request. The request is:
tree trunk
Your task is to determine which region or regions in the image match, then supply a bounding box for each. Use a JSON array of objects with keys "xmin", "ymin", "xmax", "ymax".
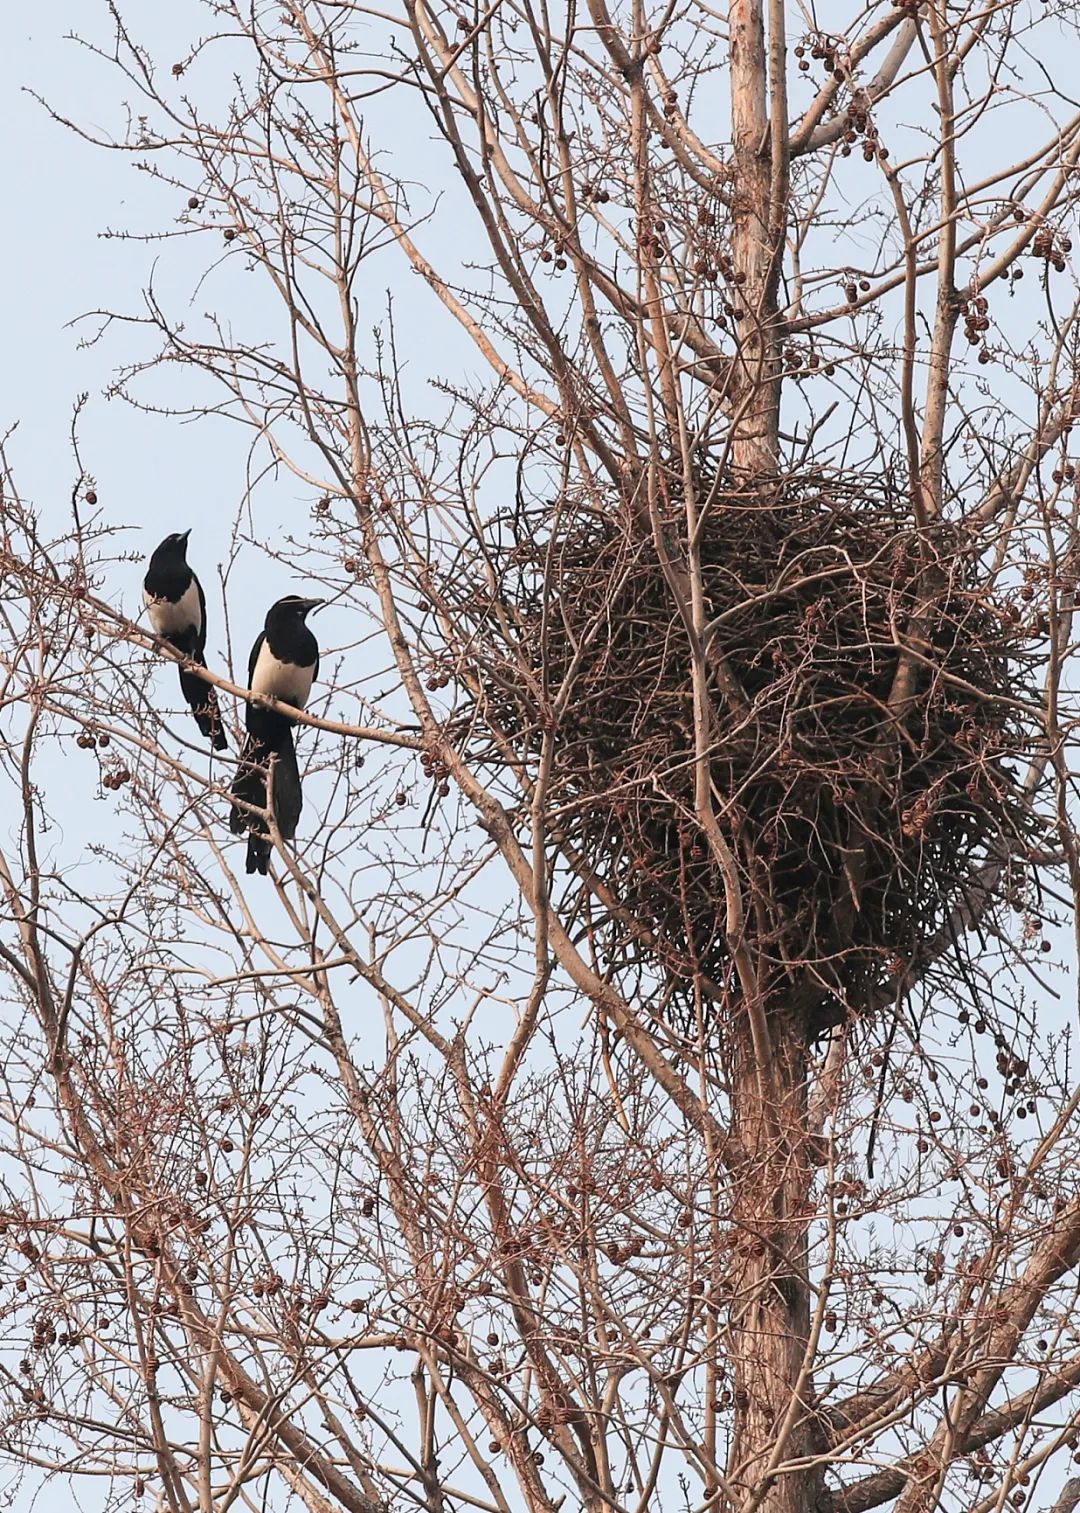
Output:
[
  {"xmin": 725, "ymin": 1008, "xmax": 822, "ymax": 1513},
  {"xmin": 724, "ymin": 7, "xmax": 821, "ymax": 1512},
  {"xmin": 729, "ymin": 0, "xmax": 785, "ymax": 478}
]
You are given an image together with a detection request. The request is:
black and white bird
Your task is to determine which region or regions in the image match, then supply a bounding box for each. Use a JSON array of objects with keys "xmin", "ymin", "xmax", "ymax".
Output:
[
  {"xmin": 143, "ymin": 530, "xmax": 226, "ymax": 750},
  {"xmin": 230, "ymin": 595, "xmax": 322, "ymax": 875}
]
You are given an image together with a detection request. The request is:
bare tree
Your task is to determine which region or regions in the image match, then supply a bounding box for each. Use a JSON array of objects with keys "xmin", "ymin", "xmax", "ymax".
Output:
[{"xmin": 3, "ymin": 2, "xmax": 1080, "ymax": 1512}]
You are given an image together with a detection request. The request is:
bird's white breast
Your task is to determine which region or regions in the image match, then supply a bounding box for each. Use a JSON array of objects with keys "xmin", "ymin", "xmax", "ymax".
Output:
[
  {"xmin": 251, "ymin": 638, "xmax": 314, "ymax": 708},
  {"xmin": 144, "ymin": 579, "xmax": 202, "ymax": 637}
]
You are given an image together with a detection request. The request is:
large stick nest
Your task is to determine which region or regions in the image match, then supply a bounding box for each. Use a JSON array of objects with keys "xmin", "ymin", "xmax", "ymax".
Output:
[{"xmin": 454, "ymin": 468, "xmax": 1040, "ymax": 1035}]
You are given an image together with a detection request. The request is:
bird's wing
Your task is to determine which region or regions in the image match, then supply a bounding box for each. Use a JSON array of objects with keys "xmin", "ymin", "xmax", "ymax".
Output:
[
  {"xmin": 193, "ymin": 573, "xmax": 208, "ymax": 652},
  {"xmin": 247, "ymin": 631, "xmax": 266, "ymax": 687}
]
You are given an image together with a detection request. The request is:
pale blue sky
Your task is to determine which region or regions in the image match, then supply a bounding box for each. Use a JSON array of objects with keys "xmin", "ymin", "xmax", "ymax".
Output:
[{"xmin": 1, "ymin": 5, "xmax": 241, "ymax": 546}]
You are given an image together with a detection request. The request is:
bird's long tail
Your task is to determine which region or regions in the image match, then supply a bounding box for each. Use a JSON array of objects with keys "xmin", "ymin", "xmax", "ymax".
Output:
[
  {"xmin": 269, "ymin": 730, "xmax": 303, "ymax": 844},
  {"xmin": 230, "ymin": 731, "xmax": 303, "ymax": 876},
  {"xmin": 178, "ymin": 654, "xmax": 226, "ymax": 750}
]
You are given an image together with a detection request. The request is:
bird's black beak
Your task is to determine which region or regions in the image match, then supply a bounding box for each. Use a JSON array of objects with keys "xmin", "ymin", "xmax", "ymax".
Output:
[
  {"xmin": 302, "ymin": 597, "xmax": 328, "ymax": 616},
  {"xmin": 180, "ymin": 529, "xmax": 192, "ymax": 544}
]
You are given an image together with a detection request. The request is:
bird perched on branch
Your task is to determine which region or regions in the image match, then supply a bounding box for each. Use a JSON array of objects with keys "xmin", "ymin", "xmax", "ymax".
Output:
[
  {"xmin": 230, "ymin": 594, "xmax": 322, "ymax": 875},
  {"xmin": 143, "ymin": 530, "xmax": 226, "ymax": 750}
]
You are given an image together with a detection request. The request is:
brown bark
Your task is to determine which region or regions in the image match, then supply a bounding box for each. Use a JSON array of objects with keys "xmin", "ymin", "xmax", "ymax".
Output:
[
  {"xmin": 729, "ymin": 0, "xmax": 785, "ymax": 478},
  {"xmin": 725, "ymin": 1009, "xmax": 822, "ymax": 1513},
  {"xmin": 724, "ymin": 7, "xmax": 820, "ymax": 1512}
]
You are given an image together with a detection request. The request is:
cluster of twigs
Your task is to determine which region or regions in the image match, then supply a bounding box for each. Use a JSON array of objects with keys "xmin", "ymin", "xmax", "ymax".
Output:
[{"xmin": 453, "ymin": 468, "xmax": 1041, "ymax": 1034}]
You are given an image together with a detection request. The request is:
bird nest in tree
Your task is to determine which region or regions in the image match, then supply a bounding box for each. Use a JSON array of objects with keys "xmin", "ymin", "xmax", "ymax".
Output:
[{"xmin": 457, "ymin": 468, "xmax": 1040, "ymax": 1036}]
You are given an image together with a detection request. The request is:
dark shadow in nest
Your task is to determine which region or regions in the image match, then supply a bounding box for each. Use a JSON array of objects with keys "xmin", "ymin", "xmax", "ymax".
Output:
[{"xmin": 463, "ymin": 469, "xmax": 1042, "ymax": 1040}]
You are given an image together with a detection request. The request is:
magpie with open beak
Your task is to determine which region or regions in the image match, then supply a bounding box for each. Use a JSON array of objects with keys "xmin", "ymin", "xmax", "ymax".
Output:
[{"xmin": 229, "ymin": 595, "xmax": 322, "ymax": 875}]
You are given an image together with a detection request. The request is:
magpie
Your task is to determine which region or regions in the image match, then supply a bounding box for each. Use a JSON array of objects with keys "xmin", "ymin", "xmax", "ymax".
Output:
[
  {"xmin": 229, "ymin": 595, "xmax": 322, "ymax": 875},
  {"xmin": 143, "ymin": 530, "xmax": 226, "ymax": 750}
]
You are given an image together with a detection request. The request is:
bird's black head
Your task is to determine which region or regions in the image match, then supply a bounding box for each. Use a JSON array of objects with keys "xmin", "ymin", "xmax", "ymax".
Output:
[
  {"xmin": 150, "ymin": 529, "xmax": 191, "ymax": 563},
  {"xmin": 265, "ymin": 594, "xmax": 324, "ymax": 629}
]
